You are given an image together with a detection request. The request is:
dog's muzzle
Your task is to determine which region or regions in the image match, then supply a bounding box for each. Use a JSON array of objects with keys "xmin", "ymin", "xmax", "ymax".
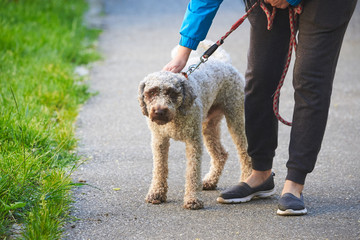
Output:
[{"xmin": 150, "ymin": 107, "xmax": 172, "ymax": 125}]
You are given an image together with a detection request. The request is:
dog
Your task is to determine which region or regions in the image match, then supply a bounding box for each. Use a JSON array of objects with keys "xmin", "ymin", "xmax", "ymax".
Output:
[{"xmin": 138, "ymin": 40, "xmax": 252, "ymax": 209}]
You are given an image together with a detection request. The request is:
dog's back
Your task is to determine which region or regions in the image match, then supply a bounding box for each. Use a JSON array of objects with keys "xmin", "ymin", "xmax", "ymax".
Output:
[{"xmin": 178, "ymin": 41, "xmax": 244, "ymax": 117}]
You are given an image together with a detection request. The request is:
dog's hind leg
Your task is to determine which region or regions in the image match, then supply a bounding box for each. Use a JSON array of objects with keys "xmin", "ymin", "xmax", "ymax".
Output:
[
  {"xmin": 202, "ymin": 107, "xmax": 228, "ymax": 190},
  {"xmin": 224, "ymin": 105, "xmax": 252, "ymax": 182},
  {"xmin": 145, "ymin": 135, "xmax": 170, "ymax": 204}
]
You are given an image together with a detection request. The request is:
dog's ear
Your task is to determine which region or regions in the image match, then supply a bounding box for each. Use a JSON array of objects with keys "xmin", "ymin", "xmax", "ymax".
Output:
[
  {"xmin": 179, "ymin": 79, "xmax": 196, "ymax": 115},
  {"xmin": 138, "ymin": 81, "xmax": 149, "ymax": 116}
]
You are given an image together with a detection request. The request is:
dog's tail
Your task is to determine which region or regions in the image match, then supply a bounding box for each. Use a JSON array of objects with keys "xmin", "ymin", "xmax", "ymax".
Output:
[{"xmin": 171, "ymin": 39, "xmax": 231, "ymax": 64}]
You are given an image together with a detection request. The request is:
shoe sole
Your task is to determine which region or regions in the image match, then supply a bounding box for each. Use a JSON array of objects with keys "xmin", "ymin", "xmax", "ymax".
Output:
[
  {"xmin": 276, "ymin": 208, "xmax": 308, "ymax": 216},
  {"xmin": 217, "ymin": 188, "xmax": 276, "ymax": 204}
]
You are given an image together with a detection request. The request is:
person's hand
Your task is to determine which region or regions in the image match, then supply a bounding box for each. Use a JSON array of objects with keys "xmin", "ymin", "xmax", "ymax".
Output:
[
  {"xmin": 162, "ymin": 45, "xmax": 192, "ymax": 73},
  {"xmin": 264, "ymin": 0, "xmax": 289, "ymax": 9}
]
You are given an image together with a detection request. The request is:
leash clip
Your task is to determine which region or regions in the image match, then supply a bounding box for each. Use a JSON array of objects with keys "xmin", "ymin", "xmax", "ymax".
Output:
[{"xmin": 185, "ymin": 55, "xmax": 207, "ymax": 77}]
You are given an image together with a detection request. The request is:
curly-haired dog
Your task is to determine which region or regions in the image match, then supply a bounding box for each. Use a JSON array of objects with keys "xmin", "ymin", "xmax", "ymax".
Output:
[{"xmin": 138, "ymin": 41, "xmax": 252, "ymax": 210}]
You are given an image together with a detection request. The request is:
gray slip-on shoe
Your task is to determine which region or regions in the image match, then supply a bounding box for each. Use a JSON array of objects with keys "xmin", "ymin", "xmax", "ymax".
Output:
[
  {"xmin": 217, "ymin": 172, "xmax": 275, "ymax": 204},
  {"xmin": 277, "ymin": 193, "xmax": 307, "ymax": 216}
]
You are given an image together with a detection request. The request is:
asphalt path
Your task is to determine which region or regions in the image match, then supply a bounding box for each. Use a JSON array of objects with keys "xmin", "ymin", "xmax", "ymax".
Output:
[{"xmin": 65, "ymin": 0, "xmax": 360, "ymax": 239}]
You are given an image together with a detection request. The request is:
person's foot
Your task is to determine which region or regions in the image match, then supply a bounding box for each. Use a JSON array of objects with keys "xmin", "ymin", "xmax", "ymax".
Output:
[
  {"xmin": 277, "ymin": 180, "xmax": 307, "ymax": 215},
  {"xmin": 277, "ymin": 193, "xmax": 307, "ymax": 216},
  {"xmin": 217, "ymin": 171, "xmax": 275, "ymax": 203},
  {"xmin": 245, "ymin": 169, "xmax": 272, "ymax": 189},
  {"xmin": 281, "ymin": 180, "xmax": 304, "ymax": 198}
]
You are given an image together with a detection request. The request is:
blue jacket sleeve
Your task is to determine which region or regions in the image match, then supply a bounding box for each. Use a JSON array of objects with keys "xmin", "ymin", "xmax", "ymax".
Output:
[
  {"xmin": 286, "ymin": 0, "xmax": 302, "ymax": 6},
  {"xmin": 179, "ymin": 0, "xmax": 223, "ymax": 50}
]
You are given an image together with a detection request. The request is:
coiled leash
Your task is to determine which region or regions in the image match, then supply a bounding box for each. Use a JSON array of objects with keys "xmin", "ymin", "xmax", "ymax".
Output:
[{"xmin": 183, "ymin": 0, "xmax": 303, "ymax": 126}]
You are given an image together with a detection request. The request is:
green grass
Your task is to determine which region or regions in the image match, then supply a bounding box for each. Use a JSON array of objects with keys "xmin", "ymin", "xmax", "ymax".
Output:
[{"xmin": 0, "ymin": 0, "xmax": 101, "ymax": 238}]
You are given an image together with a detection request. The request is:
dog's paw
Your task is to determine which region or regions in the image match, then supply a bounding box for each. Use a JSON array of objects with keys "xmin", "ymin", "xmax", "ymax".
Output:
[
  {"xmin": 145, "ymin": 191, "xmax": 167, "ymax": 204},
  {"xmin": 202, "ymin": 180, "xmax": 217, "ymax": 190},
  {"xmin": 183, "ymin": 198, "xmax": 204, "ymax": 210}
]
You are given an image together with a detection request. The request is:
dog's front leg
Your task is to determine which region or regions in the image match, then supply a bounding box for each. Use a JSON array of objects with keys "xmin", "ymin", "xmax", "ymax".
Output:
[
  {"xmin": 145, "ymin": 135, "xmax": 170, "ymax": 204},
  {"xmin": 183, "ymin": 136, "xmax": 204, "ymax": 210}
]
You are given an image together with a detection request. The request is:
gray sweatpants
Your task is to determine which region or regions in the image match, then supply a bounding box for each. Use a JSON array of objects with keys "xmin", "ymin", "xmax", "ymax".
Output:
[{"xmin": 244, "ymin": 0, "xmax": 357, "ymax": 184}]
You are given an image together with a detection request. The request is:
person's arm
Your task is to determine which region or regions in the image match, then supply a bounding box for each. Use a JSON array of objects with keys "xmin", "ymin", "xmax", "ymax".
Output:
[
  {"xmin": 163, "ymin": 0, "xmax": 223, "ymax": 73},
  {"xmin": 179, "ymin": 0, "xmax": 223, "ymax": 50}
]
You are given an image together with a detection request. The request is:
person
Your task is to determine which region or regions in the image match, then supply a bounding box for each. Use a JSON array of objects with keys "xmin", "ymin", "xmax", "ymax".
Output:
[{"xmin": 163, "ymin": 0, "xmax": 357, "ymax": 215}]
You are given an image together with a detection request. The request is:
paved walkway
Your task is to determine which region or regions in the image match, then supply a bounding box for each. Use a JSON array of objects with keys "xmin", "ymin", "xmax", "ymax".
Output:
[{"xmin": 65, "ymin": 0, "xmax": 360, "ymax": 239}]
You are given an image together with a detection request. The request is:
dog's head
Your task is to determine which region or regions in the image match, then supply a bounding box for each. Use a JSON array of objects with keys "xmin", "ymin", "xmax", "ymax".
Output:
[{"xmin": 138, "ymin": 71, "xmax": 196, "ymax": 125}]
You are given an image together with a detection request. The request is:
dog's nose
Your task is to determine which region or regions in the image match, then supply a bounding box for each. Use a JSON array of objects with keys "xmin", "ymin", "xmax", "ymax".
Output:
[{"xmin": 154, "ymin": 108, "xmax": 167, "ymax": 116}]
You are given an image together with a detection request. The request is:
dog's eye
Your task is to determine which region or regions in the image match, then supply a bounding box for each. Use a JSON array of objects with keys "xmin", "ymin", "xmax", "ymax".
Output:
[
  {"xmin": 165, "ymin": 89, "xmax": 178, "ymax": 99},
  {"xmin": 146, "ymin": 89, "xmax": 159, "ymax": 99}
]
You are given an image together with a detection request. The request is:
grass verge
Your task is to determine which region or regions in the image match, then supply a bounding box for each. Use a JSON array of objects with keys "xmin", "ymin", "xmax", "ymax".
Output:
[{"xmin": 0, "ymin": 0, "xmax": 101, "ymax": 238}]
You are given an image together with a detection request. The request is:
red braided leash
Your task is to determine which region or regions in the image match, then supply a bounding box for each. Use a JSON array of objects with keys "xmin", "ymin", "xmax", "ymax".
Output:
[
  {"xmin": 260, "ymin": 3, "xmax": 303, "ymax": 126},
  {"xmin": 185, "ymin": 1, "xmax": 258, "ymax": 76},
  {"xmin": 215, "ymin": 1, "xmax": 259, "ymax": 46}
]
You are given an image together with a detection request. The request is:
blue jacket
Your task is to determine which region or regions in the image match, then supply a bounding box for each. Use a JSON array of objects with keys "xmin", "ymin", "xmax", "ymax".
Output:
[{"xmin": 179, "ymin": 0, "xmax": 302, "ymax": 50}]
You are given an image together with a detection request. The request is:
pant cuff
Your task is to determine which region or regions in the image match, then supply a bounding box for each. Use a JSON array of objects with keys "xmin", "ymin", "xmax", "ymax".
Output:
[
  {"xmin": 286, "ymin": 168, "xmax": 307, "ymax": 185},
  {"xmin": 251, "ymin": 157, "xmax": 273, "ymax": 171}
]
